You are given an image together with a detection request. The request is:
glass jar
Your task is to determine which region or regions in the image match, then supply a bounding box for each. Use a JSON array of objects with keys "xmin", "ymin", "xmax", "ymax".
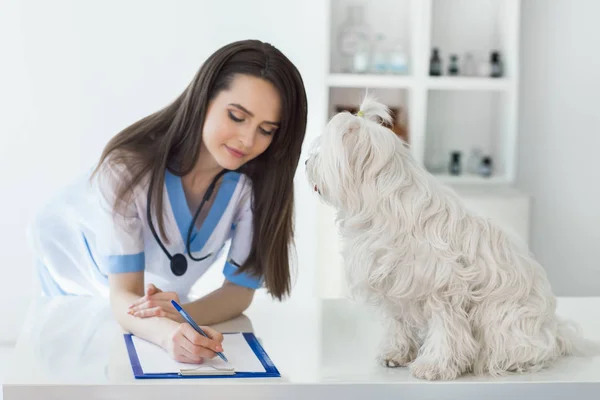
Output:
[{"xmin": 337, "ymin": 4, "xmax": 371, "ymax": 73}]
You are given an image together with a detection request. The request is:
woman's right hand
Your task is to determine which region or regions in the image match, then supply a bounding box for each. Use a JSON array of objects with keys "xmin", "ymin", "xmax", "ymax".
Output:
[{"xmin": 163, "ymin": 323, "xmax": 224, "ymax": 364}]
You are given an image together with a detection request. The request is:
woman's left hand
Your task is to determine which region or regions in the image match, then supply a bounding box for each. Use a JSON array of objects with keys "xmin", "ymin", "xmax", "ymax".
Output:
[{"xmin": 128, "ymin": 284, "xmax": 184, "ymax": 322}]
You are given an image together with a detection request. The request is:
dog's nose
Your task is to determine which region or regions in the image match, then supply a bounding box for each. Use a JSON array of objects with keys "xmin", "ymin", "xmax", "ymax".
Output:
[{"xmin": 305, "ymin": 159, "xmax": 308, "ymax": 165}]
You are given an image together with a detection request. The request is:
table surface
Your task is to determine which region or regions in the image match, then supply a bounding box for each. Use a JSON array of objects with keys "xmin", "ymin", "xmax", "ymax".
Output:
[{"xmin": 3, "ymin": 293, "xmax": 600, "ymax": 400}]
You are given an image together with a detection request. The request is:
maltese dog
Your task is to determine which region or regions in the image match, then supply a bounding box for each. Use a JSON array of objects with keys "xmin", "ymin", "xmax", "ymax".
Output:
[{"xmin": 305, "ymin": 95, "xmax": 588, "ymax": 380}]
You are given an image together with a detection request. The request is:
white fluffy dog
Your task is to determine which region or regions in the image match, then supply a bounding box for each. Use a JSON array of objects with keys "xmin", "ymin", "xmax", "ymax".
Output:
[{"xmin": 305, "ymin": 95, "xmax": 588, "ymax": 380}]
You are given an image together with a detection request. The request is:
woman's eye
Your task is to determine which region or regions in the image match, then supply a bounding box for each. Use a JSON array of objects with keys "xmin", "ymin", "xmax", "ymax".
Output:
[
  {"xmin": 228, "ymin": 111, "xmax": 244, "ymax": 122},
  {"xmin": 259, "ymin": 127, "xmax": 275, "ymax": 136}
]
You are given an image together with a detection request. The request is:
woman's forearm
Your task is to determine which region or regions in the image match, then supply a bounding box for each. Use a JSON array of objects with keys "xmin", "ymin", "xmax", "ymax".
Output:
[
  {"xmin": 110, "ymin": 289, "xmax": 179, "ymax": 349},
  {"xmin": 184, "ymin": 281, "xmax": 255, "ymax": 325}
]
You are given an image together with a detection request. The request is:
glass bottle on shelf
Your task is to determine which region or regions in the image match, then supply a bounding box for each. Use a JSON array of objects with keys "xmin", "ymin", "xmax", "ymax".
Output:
[
  {"xmin": 449, "ymin": 151, "xmax": 462, "ymax": 175},
  {"xmin": 370, "ymin": 33, "xmax": 388, "ymax": 74},
  {"xmin": 337, "ymin": 4, "xmax": 371, "ymax": 73},
  {"xmin": 466, "ymin": 147, "xmax": 482, "ymax": 174},
  {"xmin": 353, "ymin": 34, "xmax": 370, "ymax": 74},
  {"xmin": 429, "ymin": 48, "xmax": 442, "ymax": 76},
  {"xmin": 426, "ymin": 133, "xmax": 446, "ymax": 174},
  {"xmin": 388, "ymin": 39, "xmax": 408, "ymax": 75},
  {"xmin": 490, "ymin": 51, "xmax": 504, "ymax": 77},
  {"xmin": 448, "ymin": 54, "xmax": 459, "ymax": 75},
  {"xmin": 479, "ymin": 156, "xmax": 493, "ymax": 177},
  {"xmin": 462, "ymin": 52, "xmax": 476, "ymax": 76}
]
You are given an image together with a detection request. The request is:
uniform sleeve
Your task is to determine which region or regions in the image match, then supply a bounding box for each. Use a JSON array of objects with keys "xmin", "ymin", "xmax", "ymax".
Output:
[
  {"xmin": 223, "ymin": 181, "xmax": 262, "ymax": 289},
  {"xmin": 92, "ymin": 160, "xmax": 145, "ymax": 274}
]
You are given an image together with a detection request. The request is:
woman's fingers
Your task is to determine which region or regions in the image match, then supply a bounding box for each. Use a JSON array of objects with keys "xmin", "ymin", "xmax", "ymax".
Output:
[
  {"xmin": 129, "ymin": 298, "xmax": 169, "ymax": 313},
  {"xmin": 175, "ymin": 350, "xmax": 204, "ymax": 364},
  {"xmin": 131, "ymin": 307, "xmax": 166, "ymax": 318},
  {"xmin": 146, "ymin": 283, "xmax": 161, "ymax": 296},
  {"xmin": 165, "ymin": 323, "xmax": 224, "ymax": 365},
  {"xmin": 128, "ymin": 296, "xmax": 184, "ymax": 322},
  {"xmin": 178, "ymin": 336, "xmax": 217, "ymax": 360},
  {"xmin": 198, "ymin": 325, "xmax": 225, "ymax": 344},
  {"xmin": 181, "ymin": 324, "xmax": 223, "ymax": 355},
  {"xmin": 129, "ymin": 291, "xmax": 178, "ymax": 308},
  {"xmin": 130, "ymin": 306, "xmax": 180, "ymax": 321}
]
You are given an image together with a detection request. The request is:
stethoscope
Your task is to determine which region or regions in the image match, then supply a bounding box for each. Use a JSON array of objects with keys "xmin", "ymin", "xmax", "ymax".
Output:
[{"xmin": 147, "ymin": 169, "xmax": 229, "ymax": 276}]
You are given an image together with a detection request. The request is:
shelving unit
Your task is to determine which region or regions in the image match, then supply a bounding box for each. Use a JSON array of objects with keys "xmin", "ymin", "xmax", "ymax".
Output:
[
  {"xmin": 317, "ymin": 0, "xmax": 527, "ymax": 299},
  {"xmin": 325, "ymin": 0, "xmax": 520, "ymax": 184}
]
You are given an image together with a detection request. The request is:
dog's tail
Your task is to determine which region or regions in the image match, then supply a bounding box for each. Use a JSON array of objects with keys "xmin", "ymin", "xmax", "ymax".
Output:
[
  {"xmin": 357, "ymin": 94, "xmax": 394, "ymax": 126},
  {"xmin": 557, "ymin": 317, "xmax": 600, "ymax": 357}
]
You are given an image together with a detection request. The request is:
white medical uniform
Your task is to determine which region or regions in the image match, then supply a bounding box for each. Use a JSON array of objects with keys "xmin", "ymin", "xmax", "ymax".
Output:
[{"xmin": 28, "ymin": 161, "xmax": 262, "ymax": 301}]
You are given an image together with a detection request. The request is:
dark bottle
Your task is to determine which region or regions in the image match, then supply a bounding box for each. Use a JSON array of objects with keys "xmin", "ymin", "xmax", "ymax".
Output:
[
  {"xmin": 449, "ymin": 151, "xmax": 462, "ymax": 175},
  {"xmin": 430, "ymin": 48, "xmax": 442, "ymax": 76},
  {"xmin": 490, "ymin": 51, "xmax": 503, "ymax": 77},
  {"xmin": 479, "ymin": 156, "xmax": 493, "ymax": 177},
  {"xmin": 448, "ymin": 54, "xmax": 459, "ymax": 75}
]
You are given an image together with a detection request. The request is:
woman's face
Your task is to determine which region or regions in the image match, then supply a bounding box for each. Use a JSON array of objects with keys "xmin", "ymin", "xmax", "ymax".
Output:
[{"xmin": 201, "ymin": 74, "xmax": 281, "ymax": 171}]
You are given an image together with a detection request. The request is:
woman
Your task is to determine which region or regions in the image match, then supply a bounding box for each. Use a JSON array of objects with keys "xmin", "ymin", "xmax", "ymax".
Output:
[{"xmin": 29, "ymin": 39, "xmax": 308, "ymax": 364}]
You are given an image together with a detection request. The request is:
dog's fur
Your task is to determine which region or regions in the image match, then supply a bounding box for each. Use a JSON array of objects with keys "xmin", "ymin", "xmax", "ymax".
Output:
[{"xmin": 305, "ymin": 95, "xmax": 589, "ymax": 380}]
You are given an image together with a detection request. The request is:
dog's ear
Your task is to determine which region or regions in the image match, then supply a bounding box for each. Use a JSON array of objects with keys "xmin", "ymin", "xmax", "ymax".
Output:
[{"xmin": 314, "ymin": 111, "xmax": 359, "ymax": 200}]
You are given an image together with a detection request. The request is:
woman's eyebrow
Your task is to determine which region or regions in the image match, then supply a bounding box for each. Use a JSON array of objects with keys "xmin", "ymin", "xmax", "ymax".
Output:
[{"xmin": 229, "ymin": 103, "xmax": 280, "ymax": 127}]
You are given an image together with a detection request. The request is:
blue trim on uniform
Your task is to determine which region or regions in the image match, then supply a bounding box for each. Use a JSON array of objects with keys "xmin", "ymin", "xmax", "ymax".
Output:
[
  {"xmin": 190, "ymin": 172, "xmax": 241, "ymax": 253},
  {"xmin": 82, "ymin": 234, "xmax": 109, "ymax": 285},
  {"xmin": 82, "ymin": 234, "xmax": 141, "ymax": 279},
  {"xmin": 223, "ymin": 260, "xmax": 262, "ymax": 289},
  {"xmin": 165, "ymin": 170, "xmax": 241, "ymax": 254},
  {"xmin": 36, "ymin": 260, "xmax": 69, "ymax": 296},
  {"xmin": 165, "ymin": 169, "xmax": 193, "ymax": 243},
  {"xmin": 104, "ymin": 252, "xmax": 145, "ymax": 273}
]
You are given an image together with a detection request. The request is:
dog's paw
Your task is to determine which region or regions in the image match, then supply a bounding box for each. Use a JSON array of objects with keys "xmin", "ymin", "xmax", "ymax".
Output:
[
  {"xmin": 378, "ymin": 350, "xmax": 416, "ymax": 368},
  {"xmin": 410, "ymin": 359, "xmax": 462, "ymax": 381}
]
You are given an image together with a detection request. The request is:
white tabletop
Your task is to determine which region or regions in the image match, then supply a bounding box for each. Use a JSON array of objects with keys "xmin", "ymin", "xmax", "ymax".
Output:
[{"xmin": 3, "ymin": 293, "xmax": 600, "ymax": 400}]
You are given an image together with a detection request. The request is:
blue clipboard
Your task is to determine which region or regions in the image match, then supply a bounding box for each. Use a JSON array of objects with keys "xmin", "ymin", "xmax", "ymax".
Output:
[{"xmin": 124, "ymin": 332, "xmax": 281, "ymax": 379}]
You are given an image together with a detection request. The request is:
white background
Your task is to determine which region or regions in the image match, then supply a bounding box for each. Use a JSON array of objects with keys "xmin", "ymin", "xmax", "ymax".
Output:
[{"xmin": 517, "ymin": 0, "xmax": 600, "ymax": 296}]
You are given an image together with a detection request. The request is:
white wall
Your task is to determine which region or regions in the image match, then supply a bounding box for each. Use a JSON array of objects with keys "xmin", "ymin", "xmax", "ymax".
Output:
[
  {"xmin": 518, "ymin": 0, "xmax": 600, "ymax": 296},
  {"xmin": 0, "ymin": 0, "xmax": 326, "ymax": 342}
]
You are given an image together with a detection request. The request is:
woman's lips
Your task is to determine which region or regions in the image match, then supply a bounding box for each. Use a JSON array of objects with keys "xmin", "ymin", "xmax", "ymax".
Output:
[{"xmin": 225, "ymin": 145, "xmax": 246, "ymax": 158}]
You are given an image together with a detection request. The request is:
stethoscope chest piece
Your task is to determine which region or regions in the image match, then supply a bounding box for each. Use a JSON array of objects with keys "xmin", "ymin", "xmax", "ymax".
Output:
[{"xmin": 170, "ymin": 253, "xmax": 188, "ymax": 276}]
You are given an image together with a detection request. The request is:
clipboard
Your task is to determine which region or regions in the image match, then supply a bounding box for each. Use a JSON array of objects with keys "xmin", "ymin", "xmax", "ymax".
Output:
[{"xmin": 124, "ymin": 332, "xmax": 281, "ymax": 379}]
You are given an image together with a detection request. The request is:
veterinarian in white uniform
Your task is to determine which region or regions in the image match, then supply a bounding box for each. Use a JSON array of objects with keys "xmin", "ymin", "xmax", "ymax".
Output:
[
  {"xmin": 27, "ymin": 39, "xmax": 308, "ymax": 365},
  {"xmin": 30, "ymin": 166, "xmax": 259, "ymax": 302}
]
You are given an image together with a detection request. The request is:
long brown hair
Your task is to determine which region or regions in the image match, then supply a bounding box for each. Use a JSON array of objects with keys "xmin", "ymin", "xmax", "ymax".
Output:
[{"xmin": 92, "ymin": 40, "xmax": 308, "ymax": 300}]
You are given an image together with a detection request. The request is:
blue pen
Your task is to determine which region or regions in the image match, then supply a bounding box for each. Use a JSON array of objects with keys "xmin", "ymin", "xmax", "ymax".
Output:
[{"xmin": 170, "ymin": 300, "xmax": 228, "ymax": 363}]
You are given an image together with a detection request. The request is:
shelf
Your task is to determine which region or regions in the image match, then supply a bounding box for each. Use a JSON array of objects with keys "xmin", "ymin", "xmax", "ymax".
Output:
[
  {"xmin": 326, "ymin": 73, "xmax": 414, "ymax": 89},
  {"xmin": 326, "ymin": 74, "xmax": 512, "ymax": 92},
  {"xmin": 432, "ymin": 173, "xmax": 510, "ymax": 185},
  {"xmin": 427, "ymin": 77, "xmax": 513, "ymax": 91}
]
